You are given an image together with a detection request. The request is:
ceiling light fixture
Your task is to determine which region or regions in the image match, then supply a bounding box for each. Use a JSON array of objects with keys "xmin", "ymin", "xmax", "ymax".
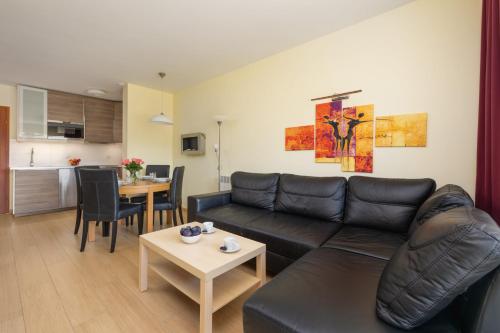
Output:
[
  {"xmin": 151, "ymin": 72, "xmax": 173, "ymax": 125},
  {"xmin": 85, "ymin": 88, "xmax": 107, "ymax": 96}
]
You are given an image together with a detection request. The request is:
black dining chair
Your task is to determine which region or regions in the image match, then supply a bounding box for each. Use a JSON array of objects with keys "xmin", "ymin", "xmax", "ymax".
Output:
[
  {"xmin": 79, "ymin": 169, "xmax": 143, "ymax": 253},
  {"xmin": 75, "ymin": 166, "xmax": 130, "ymax": 235},
  {"xmin": 130, "ymin": 164, "xmax": 170, "ymax": 225},
  {"xmin": 74, "ymin": 165, "xmax": 100, "ymax": 235},
  {"xmin": 150, "ymin": 166, "xmax": 185, "ymax": 227}
]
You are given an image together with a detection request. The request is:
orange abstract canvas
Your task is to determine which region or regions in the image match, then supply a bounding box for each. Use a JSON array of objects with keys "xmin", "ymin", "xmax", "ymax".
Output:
[
  {"xmin": 341, "ymin": 104, "xmax": 374, "ymax": 173},
  {"xmin": 285, "ymin": 125, "xmax": 314, "ymax": 151},
  {"xmin": 315, "ymin": 101, "xmax": 374, "ymax": 173},
  {"xmin": 315, "ymin": 100, "xmax": 343, "ymax": 162},
  {"xmin": 375, "ymin": 113, "xmax": 427, "ymax": 147}
]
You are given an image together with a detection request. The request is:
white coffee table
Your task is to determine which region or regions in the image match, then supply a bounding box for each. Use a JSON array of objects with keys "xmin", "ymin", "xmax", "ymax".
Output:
[{"xmin": 139, "ymin": 222, "xmax": 266, "ymax": 333}]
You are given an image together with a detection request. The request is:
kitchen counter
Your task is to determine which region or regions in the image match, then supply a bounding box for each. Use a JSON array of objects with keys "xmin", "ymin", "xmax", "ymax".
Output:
[
  {"xmin": 12, "ymin": 165, "xmax": 122, "ymax": 216},
  {"xmin": 11, "ymin": 165, "xmax": 121, "ymax": 170}
]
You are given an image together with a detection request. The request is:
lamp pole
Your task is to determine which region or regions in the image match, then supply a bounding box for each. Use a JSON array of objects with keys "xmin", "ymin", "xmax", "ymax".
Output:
[{"xmin": 217, "ymin": 120, "xmax": 222, "ymax": 191}]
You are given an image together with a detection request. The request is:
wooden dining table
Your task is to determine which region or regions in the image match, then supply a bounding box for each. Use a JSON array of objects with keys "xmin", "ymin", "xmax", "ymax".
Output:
[{"xmin": 87, "ymin": 180, "xmax": 171, "ymax": 242}]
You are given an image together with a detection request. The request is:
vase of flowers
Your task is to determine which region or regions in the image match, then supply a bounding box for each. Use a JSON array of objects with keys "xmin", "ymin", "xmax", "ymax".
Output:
[{"xmin": 122, "ymin": 158, "xmax": 144, "ymax": 184}]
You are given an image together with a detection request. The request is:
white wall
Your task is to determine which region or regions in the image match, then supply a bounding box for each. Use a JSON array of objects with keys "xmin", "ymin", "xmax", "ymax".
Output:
[
  {"xmin": 173, "ymin": 0, "xmax": 482, "ymax": 202},
  {"xmin": 123, "ymin": 83, "xmax": 174, "ymax": 171}
]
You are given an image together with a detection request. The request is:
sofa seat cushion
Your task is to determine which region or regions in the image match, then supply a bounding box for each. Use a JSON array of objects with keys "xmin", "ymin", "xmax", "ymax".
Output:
[
  {"xmin": 231, "ymin": 172, "xmax": 280, "ymax": 210},
  {"xmin": 242, "ymin": 212, "xmax": 342, "ymax": 260},
  {"xmin": 344, "ymin": 176, "xmax": 436, "ymax": 233},
  {"xmin": 275, "ymin": 174, "xmax": 346, "ymax": 222},
  {"xmin": 323, "ymin": 226, "xmax": 406, "ymax": 260},
  {"xmin": 244, "ymin": 248, "xmax": 458, "ymax": 333},
  {"xmin": 196, "ymin": 203, "xmax": 271, "ymax": 235}
]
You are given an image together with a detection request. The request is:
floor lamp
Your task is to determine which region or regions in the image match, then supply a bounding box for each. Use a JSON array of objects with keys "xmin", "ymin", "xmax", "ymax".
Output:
[{"xmin": 213, "ymin": 115, "xmax": 227, "ymax": 191}]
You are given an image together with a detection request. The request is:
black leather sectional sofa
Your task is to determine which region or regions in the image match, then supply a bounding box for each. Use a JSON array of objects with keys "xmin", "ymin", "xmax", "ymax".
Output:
[{"xmin": 188, "ymin": 172, "xmax": 500, "ymax": 333}]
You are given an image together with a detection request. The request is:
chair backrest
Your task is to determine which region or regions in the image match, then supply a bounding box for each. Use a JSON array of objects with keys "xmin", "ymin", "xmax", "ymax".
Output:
[
  {"xmin": 169, "ymin": 166, "xmax": 185, "ymax": 206},
  {"xmin": 145, "ymin": 165, "xmax": 170, "ymax": 178},
  {"xmin": 80, "ymin": 168, "xmax": 120, "ymax": 221},
  {"xmin": 74, "ymin": 166, "xmax": 101, "ymax": 205}
]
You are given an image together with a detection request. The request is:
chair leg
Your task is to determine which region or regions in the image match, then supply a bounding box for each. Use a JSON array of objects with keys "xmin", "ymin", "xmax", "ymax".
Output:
[
  {"xmin": 159, "ymin": 211, "xmax": 163, "ymax": 226},
  {"xmin": 125, "ymin": 217, "xmax": 129, "ymax": 227},
  {"xmin": 138, "ymin": 212, "xmax": 144, "ymax": 235},
  {"xmin": 110, "ymin": 221, "xmax": 118, "ymax": 253},
  {"xmin": 74, "ymin": 206, "xmax": 82, "ymax": 234},
  {"xmin": 80, "ymin": 219, "xmax": 89, "ymax": 252},
  {"xmin": 172, "ymin": 208, "xmax": 178, "ymax": 227},
  {"xmin": 178, "ymin": 204, "xmax": 184, "ymax": 224},
  {"xmin": 102, "ymin": 221, "xmax": 110, "ymax": 237},
  {"xmin": 131, "ymin": 215, "xmax": 134, "ymax": 226}
]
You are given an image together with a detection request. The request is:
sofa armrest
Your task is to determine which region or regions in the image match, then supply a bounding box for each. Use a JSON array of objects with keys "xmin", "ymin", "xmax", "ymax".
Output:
[{"xmin": 187, "ymin": 191, "xmax": 231, "ymax": 222}]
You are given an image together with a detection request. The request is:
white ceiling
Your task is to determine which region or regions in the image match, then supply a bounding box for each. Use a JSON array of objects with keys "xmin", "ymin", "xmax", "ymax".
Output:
[{"xmin": 0, "ymin": 0, "xmax": 413, "ymax": 100}]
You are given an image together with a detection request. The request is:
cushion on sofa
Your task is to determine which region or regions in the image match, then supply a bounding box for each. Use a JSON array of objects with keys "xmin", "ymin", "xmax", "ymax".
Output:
[
  {"xmin": 376, "ymin": 207, "xmax": 500, "ymax": 330},
  {"xmin": 243, "ymin": 212, "xmax": 342, "ymax": 260},
  {"xmin": 244, "ymin": 248, "xmax": 458, "ymax": 333},
  {"xmin": 344, "ymin": 176, "xmax": 436, "ymax": 233},
  {"xmin": 196, "ymin": 203, "xmax": 272, "ymax": 235},
  {"xmin": 323, "ymin": 226, "xmax": 406, "ymax": 260},
  {"xmin": 231, "ymin": 172, "xmax": 280, "ymax": 210},
  {"xmin": 275, "ymin": 174, "xmax": 346, "ymax": 222},
  {"xmin": 408, "ymin": 184, "xmax": 474, "ymax": 235}
]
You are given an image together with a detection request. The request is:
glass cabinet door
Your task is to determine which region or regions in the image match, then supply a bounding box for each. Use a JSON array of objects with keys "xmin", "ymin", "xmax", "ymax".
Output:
[{"xmin": 18, "ymin": 86, "xmax": 47, "ymax": 139}]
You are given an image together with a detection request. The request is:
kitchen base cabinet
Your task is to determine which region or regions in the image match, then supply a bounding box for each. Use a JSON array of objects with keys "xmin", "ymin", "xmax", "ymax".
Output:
[{"xmin": 14, "ymin": 170, "xmax": 60, "ymax": 216}]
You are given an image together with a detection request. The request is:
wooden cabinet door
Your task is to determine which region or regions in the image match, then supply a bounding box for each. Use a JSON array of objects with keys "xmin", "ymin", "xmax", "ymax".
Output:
[
  {"xmin": 113, "ymin": 102, "xmax": 122, "ymax": 143},
  {"xmin": 47, "ymin": 90, "xmax": 84, "ymax": 123},
  {"xmin": 84, "ymin": 97, "xmax": 114, "ymax": 143},
  {"xmin": 14, "ymin": 170, "xmax": 60, "ymax": 215}
]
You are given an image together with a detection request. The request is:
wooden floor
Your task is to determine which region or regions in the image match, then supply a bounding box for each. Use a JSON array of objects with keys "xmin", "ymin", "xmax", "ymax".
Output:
[{"xmin": 0, "ymin": 210, "xmax": 261, "ymax": 333}]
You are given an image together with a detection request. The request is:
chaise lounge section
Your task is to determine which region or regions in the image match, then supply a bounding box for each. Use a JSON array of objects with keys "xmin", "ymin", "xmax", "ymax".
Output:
[{"xmin": 188, "ymin": 172, "xmax": 500, "ymax": 332}]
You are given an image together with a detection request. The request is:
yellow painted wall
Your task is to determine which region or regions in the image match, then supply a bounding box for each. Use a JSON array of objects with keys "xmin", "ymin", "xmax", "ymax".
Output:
[
  {"xmin": 0, "ymin": 83, "xmax": 17, "ymax": 139},
  {"xmin": 173, "ymin": 0, "xmax": 482, "ymax": 202},
  {"xmin": 123, "ymin": 83, "xmax": 174, "ymax": 172}
]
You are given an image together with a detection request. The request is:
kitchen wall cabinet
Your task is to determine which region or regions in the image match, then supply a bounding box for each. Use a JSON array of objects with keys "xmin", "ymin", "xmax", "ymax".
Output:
[
  {"xmin": 84, "ymin": 97, "xmax": 115, "ymax": 143},
  {"xmin": 14, "ymin": 169, "xmax": 59, "ymax": 215},
  {"xmin": 47, "ymin": 90, "xmax": 84, "ymax": 123},
  {"xmin": 113, "ymin": 102, "xmax": 122, "ymax": 143},
  {"xmin": 17, "ymin": 85, "xmax": 48, "ymax": 139}
]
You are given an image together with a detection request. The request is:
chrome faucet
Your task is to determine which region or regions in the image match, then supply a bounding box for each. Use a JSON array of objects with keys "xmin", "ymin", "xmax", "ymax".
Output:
[{"xmin": 29, "ymin": 148, "xmax": 34, "ymax": 167}]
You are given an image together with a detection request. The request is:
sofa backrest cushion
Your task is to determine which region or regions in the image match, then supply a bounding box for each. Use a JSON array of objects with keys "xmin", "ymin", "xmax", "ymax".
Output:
[
  {"xmin": 231, "ymin": 172, "xmax": 280, "ymax": 210},
  {"xmin": 344, "ymin": 176, "xmax": 436, "ymax": 232},
  {"xmin": 275, "ymin": 174, "xmax": 346, "ymax": 222},
  {"xmin": 408, "ymin": 184, "xmax": 474, "ymax": 235},
  {"xmin": 376, "ymin": 207, "xmax": 500, "ymax": 330}
]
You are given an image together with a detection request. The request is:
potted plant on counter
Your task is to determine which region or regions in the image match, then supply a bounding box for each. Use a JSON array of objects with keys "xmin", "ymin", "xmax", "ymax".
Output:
[{"xmin": 122, "ymin": 158, "xmax": 144, "ymax": 184}]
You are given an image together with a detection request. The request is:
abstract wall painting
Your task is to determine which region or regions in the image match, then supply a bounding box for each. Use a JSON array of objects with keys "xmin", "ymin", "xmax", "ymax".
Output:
[
  {"xmin": 285, "ymin": 125, "xmax": 314, "ymax": 151},
  {"xmin": 375, "ymin": 113, "xmax": 427, "ymax": 147},
  {"xmin": 315, "ymin": 100, "xmax": 343, "ymax": 162},
  {"xmin": 341, "ymin": 104, "xmax": 374, "ymax": 173},
  {"xmin": 315, "ymin": 100, "xmax": 374, "ymax": 173}
]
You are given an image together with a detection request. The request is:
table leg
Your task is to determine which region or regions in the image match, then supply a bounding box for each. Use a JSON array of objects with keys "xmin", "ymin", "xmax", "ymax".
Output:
[
  {"xmin": 200, "ymin": 278, "xmax": 213, "ymax": 333},
  {"xmin": 88, "ymin": 221, "xmax": 96, "ymax": 242},
  {"xmin": 256, "ymin": 251, "xmax": 266, "ymax": 287},
  {"xmin": 147, "ymin": 190, "xmax": 154, "ymax": 233},
  {"xmin": 167, "ymin": 210, "xmax": 173, "ymax": 226},
  {"xmin": 139, "ymin": 242, "xmax": 149, "ymax": 292}
]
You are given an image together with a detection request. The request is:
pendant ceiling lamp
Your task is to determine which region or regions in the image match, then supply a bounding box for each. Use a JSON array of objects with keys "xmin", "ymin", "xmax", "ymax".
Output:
[{"xmin": 151, "ymin": 72, "xmax": 173, "ymax": 125}]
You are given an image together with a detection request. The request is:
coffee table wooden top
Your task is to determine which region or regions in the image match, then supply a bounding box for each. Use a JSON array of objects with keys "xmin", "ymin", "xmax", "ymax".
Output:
[{"xmin": 139, "ymin": 222, "xmax": 265, "ymax": 280}]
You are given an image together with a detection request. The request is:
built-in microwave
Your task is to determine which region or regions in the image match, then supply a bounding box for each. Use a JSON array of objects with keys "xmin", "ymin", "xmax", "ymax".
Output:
[{"xmin": 47, "ymin": 121, "xmax": 84, "ymax": 139}]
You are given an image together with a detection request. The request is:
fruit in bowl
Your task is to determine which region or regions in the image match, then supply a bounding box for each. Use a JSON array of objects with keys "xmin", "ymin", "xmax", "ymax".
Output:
[
  {"xmin": 69, "ymin": 158, "xmax": 81, "ymax": 166},
  {"xmin": 180, "ymin": 226, "xmax": 202, "ymax": 244}
]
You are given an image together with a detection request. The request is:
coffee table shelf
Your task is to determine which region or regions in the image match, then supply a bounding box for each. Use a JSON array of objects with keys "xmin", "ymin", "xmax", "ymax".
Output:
[{"xmin": 150, "ymin": 260, "xmax": 260, "ymax": 312}]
